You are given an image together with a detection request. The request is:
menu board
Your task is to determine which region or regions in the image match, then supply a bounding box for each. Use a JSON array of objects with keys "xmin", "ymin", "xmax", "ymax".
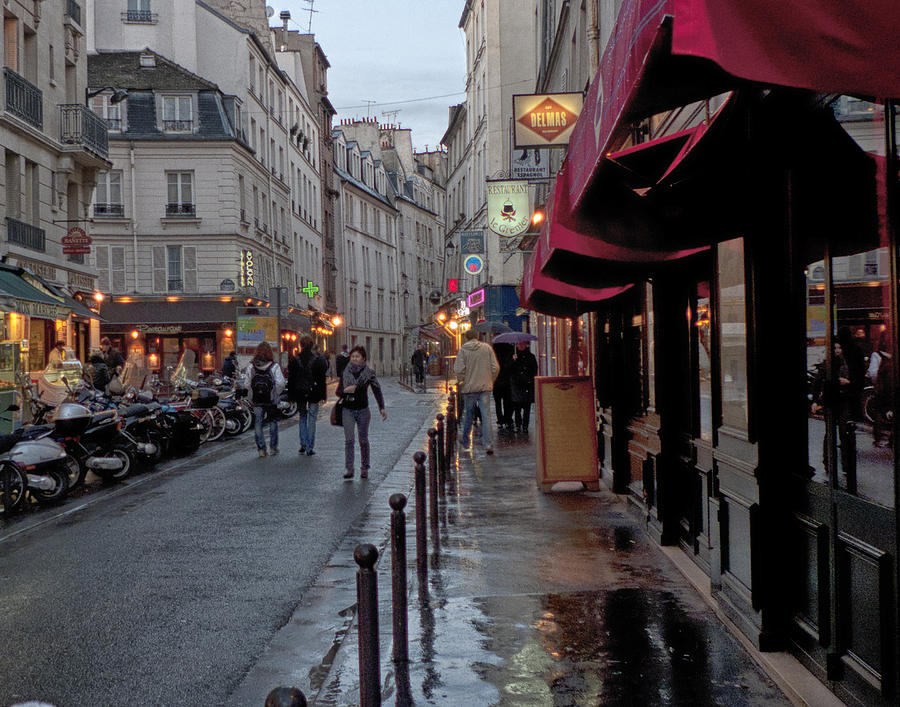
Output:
[{"xmin": 535, "ymin": 376, "xmax": 599, "ymax": 492}]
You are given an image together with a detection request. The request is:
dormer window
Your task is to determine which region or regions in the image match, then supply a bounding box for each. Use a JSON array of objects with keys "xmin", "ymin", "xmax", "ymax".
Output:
[
  {"xmin": 139, "ymin": 53, "xmax": 156, "ymax": 67},
  {"xmin": 89, "ymin": 92, "xmax": 126, "ymax": 131},
  {"xmin": 162, "ymin": 95, "xmax": 193, "ymax": 132}
]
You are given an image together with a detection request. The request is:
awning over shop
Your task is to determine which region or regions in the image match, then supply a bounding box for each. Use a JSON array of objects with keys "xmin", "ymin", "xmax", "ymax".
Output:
[
  {"xmin": 416, "ymin": 324, "xmax": 450, "ymax": 342},
  {"xmin": 101, "ymin": 299, "xmax": 237, "ymax": 330},
  {"xmin": 0, "ymin": 266, "xmax": 71, "ymax": 320},
  {"xmin": 566, "ymin": 0, "xmax": 900, "ymax": 211}
]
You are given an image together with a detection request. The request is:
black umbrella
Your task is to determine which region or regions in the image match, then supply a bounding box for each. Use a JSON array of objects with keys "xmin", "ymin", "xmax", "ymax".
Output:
[{"xmin": 473, "ymin": 321, "xmax": 512, "ymax": 335}]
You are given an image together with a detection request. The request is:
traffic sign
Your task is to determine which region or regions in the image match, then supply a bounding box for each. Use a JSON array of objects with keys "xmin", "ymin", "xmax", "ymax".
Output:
[{"xmin": 464, "ymin": 254, "xmax": 484, "ymax": 275}]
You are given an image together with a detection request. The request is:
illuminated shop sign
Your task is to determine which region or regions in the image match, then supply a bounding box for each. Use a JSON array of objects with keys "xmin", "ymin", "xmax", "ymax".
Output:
[
  {"xmin": 239, "ymin": 249, "xmax": 254, "ymax": 288},
  {"xmin": 467, "ymin": 288, "xmax": 485, "ymax": 308}
]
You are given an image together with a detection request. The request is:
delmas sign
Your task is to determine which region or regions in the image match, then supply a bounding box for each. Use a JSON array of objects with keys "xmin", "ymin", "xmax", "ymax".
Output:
[
  {"xmin": 486, "ymin": 180, "xmax": 530, "ymax": 237},
  {"xmin": 513, "ymin": 92, "xmax": 584, "ymax": 149}
]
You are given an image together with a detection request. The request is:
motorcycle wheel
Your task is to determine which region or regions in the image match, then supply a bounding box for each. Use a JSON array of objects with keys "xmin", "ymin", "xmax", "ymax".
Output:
[
  {"xmin": 97, "ymin": 445, "xmax": 135, "ymax": 483},
  {"xmin": 30, "ymin": 466, "xmax": 70, "ymax": 506},
  {"xmin": 238, "ymin": 402, "xmax": 254, "ymax": 433},
  {"xmin": 137, "ymin": 431, "xmax": 165, "ymax": 467},
  {"xmin": 223, "ymin": 410, "xmax": 245, "ymax": 436},
  {"xmin": 0, "ymin": 461, "xmax": 27, "ymax": 514},
  {"xmin": 207, "ymin": 407, "xmax": 227, "ymax": 442},
  {"xmin": 65, "ymin": 454, "xmax": 87, "ymax": 490},
  {"xmin": 192, "ymin": 409, "xmax": 213, "ymax": 444}
]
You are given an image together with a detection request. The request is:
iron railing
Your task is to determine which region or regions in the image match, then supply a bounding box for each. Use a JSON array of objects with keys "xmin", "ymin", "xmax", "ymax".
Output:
[
  {"xmin": 5, "ymin": 217, "xmax": 46, "ymax": 252},
  {"xmin": 165, "ymin": 203, "xmax": 195, "ymax": 217},
  {"xmin": 162, "ymin": 119, "xmax": 192, "ymax": 132},
  {"xmin": 59, "ymin": 104, "xmax": 109, "ymax": 157},
  {"xmin": 94, "ymin": 203, "xmax": 125, "ymax": 217},
  {"xmin": 167, "ymin": 279, "xmax": 183, "ymax": 292},
  {"xmin": 121, "ymin": 10, "xmax": 157, "ymax": 22},
  {"xmin": 66, "ymin": 0, "xmax": 82, "ymax": 25},
  {"xmin": 3, "ymin": 68, "xmax": 42, "ymax": 129}
]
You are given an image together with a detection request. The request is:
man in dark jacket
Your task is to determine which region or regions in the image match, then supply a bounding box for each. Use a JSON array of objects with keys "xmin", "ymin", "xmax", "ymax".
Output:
[
  {"xmin": 288, "ymin": 336, "xmax": 328, "ymax": 455},
  {"xmin": 336, "ymin": 344, "xmax": 350, "ymax": 379},
  {"xmin": 509, "ymin": 342, "xmax": 538, "ymax": 433},
  {"xmin": 221, "ymin": 351, "xmax": 238, "ymax": 379},
  {"xmin": 411, "ymin": 346, "xmax": 426, "ymax": 390},
  {"xmin": 100, "ymin": 337, "xmax": 125, "ymax": 373},
  {"xmin": 88, "ymin": 353, "xmax": 111, "ymax": 393}
]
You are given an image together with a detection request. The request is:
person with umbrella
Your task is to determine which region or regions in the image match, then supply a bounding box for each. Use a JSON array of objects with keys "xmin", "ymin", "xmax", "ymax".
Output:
[{"xmin": 508, "ymin": 340, "xmax": 538, "ymax": 433}]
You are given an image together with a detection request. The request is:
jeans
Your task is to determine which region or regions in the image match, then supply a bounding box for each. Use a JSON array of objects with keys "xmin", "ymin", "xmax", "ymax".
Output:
[
  {"xmin": 343, "ymin": 407, "xmax": 371, "ymax": 471},
  {"xmin": 298, "ymin": 401, "xmax": 319, "ymax": 451},
  {"xmin": 253, "ymin": 405, "xmax": 279, "ymax": 451},
  {"xmin": 461, "ymin": 391, "xmax": 492, "ymax": 449}
]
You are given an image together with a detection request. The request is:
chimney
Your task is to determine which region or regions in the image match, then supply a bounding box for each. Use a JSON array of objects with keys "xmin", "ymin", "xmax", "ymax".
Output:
[{"xmin": 279, "ymin": 9, "xmax": 290, "ymax": 32}]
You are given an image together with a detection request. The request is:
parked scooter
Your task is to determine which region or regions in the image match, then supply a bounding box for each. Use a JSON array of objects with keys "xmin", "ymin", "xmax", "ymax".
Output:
[
  {"xmin": 0, "ymin": 404, "xmax": 70, "ymax": 507},
  {"xmin": 54, "ymin": 402, "xmax": 137, "ymax": 484}
]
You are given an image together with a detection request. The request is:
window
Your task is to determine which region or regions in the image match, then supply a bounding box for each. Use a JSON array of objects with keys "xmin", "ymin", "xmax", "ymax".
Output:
[
  {"xmin": 248, "ymin": 55, "xmax": 255, "ymax": 93},
  {"xmin": 126, "ymin": 0, "xmax": 155, "ymax": 23},
  {"xmin": 161, "ymin": 95, "xmax": 192, "ymax": 132},
  {"xmin": 166, "ymin": 245, "xmax": 182, "ymax": 291},
  {"xmin": 165, "ymin": 171, "xmax": 194, "ymax": 216},
  {"xmin": 152, "ymin": 245, "xmax": 197, "ymax": 293},
  {"xmin": 95, "ymin": 245, "xmax": 127, "ymax": 293},
  {"xmin": 238, "ymin": 174, "xmax": 246, "ymax": 221},
  {"xmin": 93, "ymin": 170, "xmax": 124, "ymax": 216},
  {"xmin": 89, "ymin": 93, "xmax": 125, "ymax": 131},
  {"xmin": 48, "ymin": 45, "xmax": 54, "ymax": 81}
]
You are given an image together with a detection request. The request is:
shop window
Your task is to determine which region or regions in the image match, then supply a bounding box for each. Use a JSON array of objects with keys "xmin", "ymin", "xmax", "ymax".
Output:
[
  {"xmin": 717, "ymin": 238, "xmax": 749, "ymax": 431},
  {"xmin": 695, "ymin": 282, "xmax": 713, "ymax": 441}
]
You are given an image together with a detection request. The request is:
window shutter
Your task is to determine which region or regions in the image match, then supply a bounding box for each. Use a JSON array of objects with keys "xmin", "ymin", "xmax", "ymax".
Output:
[
  {"xmin": 152, "ymin": 246, "xmax": 166, "ymax": 293},
  {"xmin": 111, "ymin": 246, "xmax": 126, "ymax": 293},
  {"xmin": 183, "ymin": 246, "xmax": 197, "ymax": 292},
  {"xmin": 95, "ymin": 246, "xmax": 110, "ymax": 293}
]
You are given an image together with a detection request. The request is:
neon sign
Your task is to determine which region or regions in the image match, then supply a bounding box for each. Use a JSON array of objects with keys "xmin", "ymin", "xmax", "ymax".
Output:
[{"xmin": 467, "ymin": 288, "xmax": 485, "ymax": 308}]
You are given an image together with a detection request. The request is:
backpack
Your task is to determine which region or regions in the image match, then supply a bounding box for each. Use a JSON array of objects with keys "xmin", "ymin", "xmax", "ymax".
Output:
[
  {"xmin": 251, "ymin": 363, "xmax": 275, "ymax": 405},
  {"xmin": 295, "ymin": 356, "xmax": 316, "ymax": 399}
]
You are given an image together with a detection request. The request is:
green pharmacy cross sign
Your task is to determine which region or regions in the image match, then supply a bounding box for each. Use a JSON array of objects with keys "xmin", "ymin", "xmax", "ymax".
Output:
[{"xmin": 302, "ymin": 280, "xmax": 320, "ymax": 298}]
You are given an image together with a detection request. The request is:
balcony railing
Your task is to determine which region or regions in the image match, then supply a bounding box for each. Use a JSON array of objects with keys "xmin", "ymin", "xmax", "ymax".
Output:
[
  {"xmin": 105, "ymin": 117, "xmax": 122, "ymax": 131},
  {"xmin": 59, "ymin": 104, "xmax": 109, "ymax": 157},
  {"xmin": 121, "ymin": 10, "xmax": 158, "ymax": 23},
  {"xmin": 3, "ymin": 68, "xmax": 42, "ymax": 130},
  {"xmin": 5, "ymin": 217, "xmax": 46, "ymax": 252},
  {"xmin": 165, "ymin": 203, "xmax": 196, "ymax": 217},
  {"xmin": 94, "ymin": 203, "xmax": 125, "ymax": 217},
  {"xmin": 167, "ymin": 279, "xmax": 183, "ymax": 292},
  {"xmin": 162, "ymin": 119, "xmax": 192, "ymax": 132},
  {"xmin": 66, "ymin": 0, "xmax": 82, "ymax": 25}
]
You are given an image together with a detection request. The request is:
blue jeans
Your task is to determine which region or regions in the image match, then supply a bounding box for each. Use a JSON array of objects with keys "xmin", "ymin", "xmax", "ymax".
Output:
[
  {"xmin": 298, "ymin": 401, "xmax": 319, "ymax": 451},
  {"xmin": 253, "ymin": 405, "xmax": 279, "ymax": 451},
  {"xmin": 461, "ymin": 391, "xmax": 492, "ymax": 449},
  {"xmin": 343, "ymin": 407, "xmax": 371, "ymax": 471}
]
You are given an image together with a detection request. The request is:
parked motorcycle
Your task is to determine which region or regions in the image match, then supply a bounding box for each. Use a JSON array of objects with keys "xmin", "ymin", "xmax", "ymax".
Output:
[
  {"xmin": 54, "ymin": 402, "xmax": 137, "ymax": 483},
  {"xmin": 0, "ymin": 405, "xmax": 70, "ymax": 507}
]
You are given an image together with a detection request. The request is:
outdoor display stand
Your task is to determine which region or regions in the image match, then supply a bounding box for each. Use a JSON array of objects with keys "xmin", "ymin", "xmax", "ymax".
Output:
[{"xmin": 535, "ymin": 376, "xmax": 599, "ymax": 492}]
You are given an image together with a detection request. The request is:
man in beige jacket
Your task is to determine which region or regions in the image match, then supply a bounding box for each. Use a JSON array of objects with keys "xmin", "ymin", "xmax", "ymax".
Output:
[{"xmin": 454, "ymin": 329, "xmax": 500, "ymax": 454}]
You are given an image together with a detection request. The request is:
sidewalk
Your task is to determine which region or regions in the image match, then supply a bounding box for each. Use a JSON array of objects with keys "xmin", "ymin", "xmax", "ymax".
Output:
[{"xmin": 232, "ymin": 405, "xmax": 842, "ymax": 706}]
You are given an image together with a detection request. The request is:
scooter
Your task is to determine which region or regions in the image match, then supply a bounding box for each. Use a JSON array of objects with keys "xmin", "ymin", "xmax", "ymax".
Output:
[
  {"xmin": 0, "ymin": 404, "xmax": 70, "ymax": 507},
  {"xmin": 54, "ymin": 402, "xmax": 137, "ymax": 483}
]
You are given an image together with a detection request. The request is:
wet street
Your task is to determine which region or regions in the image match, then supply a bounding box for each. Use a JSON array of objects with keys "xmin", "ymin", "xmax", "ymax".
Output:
[{"xmin": 0, "ymin": 382, "xmax": 441, "ymax": 707}]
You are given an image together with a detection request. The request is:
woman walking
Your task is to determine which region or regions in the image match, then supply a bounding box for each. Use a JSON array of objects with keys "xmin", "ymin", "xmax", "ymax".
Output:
[
  {"xmin": 243, "ymin": 342, "xmax": 286, "ymax": 457},
  {"xmin": 337, "ymin": 346, "xmax": 386, "ymax": 479},
  {"xmin": 509, "ymin": 341, "xmax": 538, "ymax": 433}
]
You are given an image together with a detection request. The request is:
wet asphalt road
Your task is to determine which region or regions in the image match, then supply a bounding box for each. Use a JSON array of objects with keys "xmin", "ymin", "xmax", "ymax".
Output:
[{"xmin": 0, "ymin": 382, "xmax": 440, "ymax": 707}]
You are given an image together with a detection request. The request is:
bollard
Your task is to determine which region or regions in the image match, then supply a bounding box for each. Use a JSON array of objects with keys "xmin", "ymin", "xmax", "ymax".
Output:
[
  {"xmin": 436, "ymin": 413, "xmax": 446, "ymax": 486},
  {"xmin": 389, "ymin": 493, "xmax": 408, "ymax": 665},
  {"xmin": 446, "ymin": 395, "xmax": 456, "ymax": 465},
  {"xmin": 355, "ymin": 543, "xmax": 382, "ymax": 706},
  {"xmin": 264, "ymin": 686, "xmax": 307, "ymax": 707},
  {"xmin": 413, "ymin": 451, "xmax": 427, "ymax": 583},
  {"xmin": 427, "ymin": 428, "xmax": 439, "ymax": 546}
]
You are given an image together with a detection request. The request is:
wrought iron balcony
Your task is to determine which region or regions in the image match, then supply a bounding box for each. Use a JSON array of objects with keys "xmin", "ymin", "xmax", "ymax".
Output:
[
  {"xmin": 3, "ymin": 68, "xmax": 43, "ymax": 130},
  {"xmin": 5, "ymin": 217, "xmax": 46, "ymax": 252},
  {"xmin": 167, "ymin": 279, "xmax": 183, "ymax": 292},
  {"xmin": 59, "ymin": 104, "xmax": 109, "ymax": 158},
  {"xmin": 66, "ymin": 0, "xmax": 82, "ymax": 25},
  {"xmin": 162, "ymin": 119, "xmax": 192, "ymax": 132},
  {"xmin": 94, "ymin": 203, "xmax": 125, "ymax": 217},
  {"xmin": 121, "ymin": 10, "xmax": 158, "ymax": 23},
  {"xmin": 165, "ymin": 203, "xmax": 196, "ymax": 217}
]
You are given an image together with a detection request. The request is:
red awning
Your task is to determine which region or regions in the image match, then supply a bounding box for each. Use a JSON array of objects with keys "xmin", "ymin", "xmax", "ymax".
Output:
[
  {"xmin": 522, "ymin": 237, "xmax": 633, "ymax": 317},
  {"xmin": 566, "ymin": 0, "xmax": 900, "ymax": 211}
]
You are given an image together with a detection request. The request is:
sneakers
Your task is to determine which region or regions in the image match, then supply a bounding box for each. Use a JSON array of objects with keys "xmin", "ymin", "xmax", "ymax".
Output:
[
  {"xmin": 343, "ymin": 469, "xmax": 354, "ymax": 479},
  {"xmin": 306, "ymin": 449, "xmax": 316, "ymax": 456},
  {"xmin": 258, "ymin": 448, "xmax": 267, "ymax": 458},
  {"xmin": 360, "ymin": 469, "xmax": 369, "ymax": 479},
  {"xmin": 486, "ymin": 447, "xmax": 494, "ymax": 456}
]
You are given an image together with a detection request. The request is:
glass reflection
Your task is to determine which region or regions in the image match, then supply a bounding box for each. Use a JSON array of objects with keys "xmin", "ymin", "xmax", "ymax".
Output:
[{"xmin": 696, "ymin": 282, "xmax": 712, "ymax": 441}]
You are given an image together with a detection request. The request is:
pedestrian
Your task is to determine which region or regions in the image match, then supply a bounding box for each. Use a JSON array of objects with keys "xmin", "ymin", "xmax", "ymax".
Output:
[
  {"xmin": 867, "ymin": 331, "xmax": 893, "ymax": 447},
  {"xmin": 221, "ymin": 350, "xmax": 238, "ymax": 379},
  {"xmin": 100, "ymin": 336, "xmax": 125, "ymax": 374},
  {"xmin": 88, "ymin": 352, "xmax": 111, "ymax": 392},
  {"xmin": 492, "ymin": 343, "xmax": 514, "ymax": 429},
  {"xmin": 336, "ymin": 344, "xmax": 350, "ymax": 379},
  {"xmin": 509, "ymin": 341, "xmax": 538, "ymax": 433},
  {"xmin": 288, "ymin": 336, "xmax": 328, "ymax": 456},
  {"xmin": 47, "ymin": 340, "xmax": 67, "ymax": 366},
  {"xmin": 411, "ymin": 345, "xmax": 426, "ymax": 389},
  {"xmin": 243, "ymin": 341, "xmax": 285, "ymax": 457},
  {"xmin": 454, "ymin": 329, "xmax": 500, "ymax": 455},
  {"xmin": 337, "ymin": 345, "xmax": 386, "ymax": 479}
]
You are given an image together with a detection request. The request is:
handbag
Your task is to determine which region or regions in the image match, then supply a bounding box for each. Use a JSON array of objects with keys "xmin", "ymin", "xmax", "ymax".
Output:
[{"xmin": 330, "ymin": 399, "xmax": 344, "ymax": 426}]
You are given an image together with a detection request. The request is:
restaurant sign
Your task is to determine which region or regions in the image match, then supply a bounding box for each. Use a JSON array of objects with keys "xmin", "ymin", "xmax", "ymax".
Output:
[
  {"xmin": 239, "ymin": 249, "xmax": 255, "ymax": 288},
  {"xmin": 513, "ymin": 92, "xmax": 584, "ymax": 148},
  {"xmin": 486, "ymin": 180, "xmax": 530, "ymax": 237},
  {"xmin": 16, "ymin": 300, "xmax": 70, "ymax": 320},
  {"xmin": 62, "ymin": 227, "xmax": 92, "ymax": 255}
]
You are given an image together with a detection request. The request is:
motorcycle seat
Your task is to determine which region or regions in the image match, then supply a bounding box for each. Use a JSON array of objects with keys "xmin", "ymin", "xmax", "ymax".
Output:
[
  {"xmin": 122, "ymin": 404, "xmax": 151, "ymax": 418},
  {"xmin": 0, "ymin": 434, "xmax": 17, "ymax": 454}
]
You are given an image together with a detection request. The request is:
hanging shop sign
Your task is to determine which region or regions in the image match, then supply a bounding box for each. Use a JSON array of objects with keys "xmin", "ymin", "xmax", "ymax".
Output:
[
  {"xmin": 239, "ymin": 249, "xmax": 255, "ymax": 288},
  {"xmin": 486, "ymin": 180, "xmax": 530, "ymax": 237},
  {"xmin": 511, "ymin": 148, "xmax": 550, "ymax": 180},
  {"xmin": 220, "ymin": 279, "xmax": 236, "ymax": 292},
  {"xmin": 464, "ymin": 255, "xmax": 484, "ymax": 276},
  {"xmin": 513, "ymin": 92, "xmax": 584, "ymax": 148},
  {"xmin": 467, "ymin": 288, "xmax": 486, "ymax": 308},
  {"xmin": 62, "ymin": 226, "xmax": 92, "ymax": 255},
  {"xmin": 459, "ymin": 230, "xmax": 485, "ymax": 254}
]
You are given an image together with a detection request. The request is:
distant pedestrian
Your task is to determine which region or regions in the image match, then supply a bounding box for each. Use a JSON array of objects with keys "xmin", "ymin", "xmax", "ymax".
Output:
[
  {"xmin": 221, "ymin": 350, "xmax": 238, "ymax": 379},
  {"xmin": 243, "ymin": 342, "xmax": 285, "ymax": 457},
  {"xmin": 47, "ymin": 340, "xmax": 67, "ymax": 366},
  {"xmin": 492, "ymin": 343, "xmax": 514, "ymax": 428},
  {"xmin": 336, "ymin": 344, "xmax": 350, "ymax": 379},
  {"xmin": 411, "ymin": 345, "xmax": 426, "ymax": 389},
  {"xmin": 454, "ymin": 330, "xmax": 499, "ymax": 455},
  {"xmin": 337, "ymin": 346, "xmax": 386, "ymax": 479},
  {"xmin": 88, "ymin": 352, "xmax": 111, "ymax": 392},
  {"xmin": 100, "ymin": 336, "xmax": 125, "ymax": 374},
  {"xmin": 509, "ymin": 342, "xmax": 538, "ymax": 433},
  {"xmin": 288, "ymin": 336, "xmax": 328, "ymax": 456}
]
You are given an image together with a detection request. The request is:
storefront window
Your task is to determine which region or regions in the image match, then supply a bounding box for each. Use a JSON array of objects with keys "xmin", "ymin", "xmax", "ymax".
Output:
[
  {"xmin": 645, "ymin": 283, "xmax": 656, "ymax": 412},
  {"xmin": 696, "ymin": 282, "xmax": 713, "ymax": 441},
  {"xmin": 718, "ymin": 238, "xmax": 749, "ymax": 430}
]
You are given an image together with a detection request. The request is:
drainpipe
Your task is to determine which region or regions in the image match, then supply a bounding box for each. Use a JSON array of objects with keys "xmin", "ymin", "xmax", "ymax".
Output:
[
  {"xmin": 130, "ymin": 142, "xmax": 138, "ymax": 292},
  {"xmin": 587, "ymin": 0, "xmax": 600, "ymax": 77}
]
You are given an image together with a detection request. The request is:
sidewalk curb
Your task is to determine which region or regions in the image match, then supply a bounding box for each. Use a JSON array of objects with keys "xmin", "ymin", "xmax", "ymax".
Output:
[{"xmin": 226, "ymin": 393, "xmax": 445, "ymax": 706}]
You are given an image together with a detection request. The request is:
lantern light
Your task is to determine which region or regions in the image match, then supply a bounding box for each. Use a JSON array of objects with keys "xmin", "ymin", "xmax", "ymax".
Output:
[
  {"xmin": 436, "ymin": 312, "xmax": 447, "ymax": 323},
  {"xmin": 448, "ymin": 320, "xmax": 458, "ymax": 331},
  {"xmin": 224, "ymin": 329, "xmax": 233, "ymax": 338},
  {"xmin": 130, "ymin": 330, "xmax": 139, "ymax": 339},
  {"xmin": 332, "ymin": 316, "xmax": 342, "ymax": 327},
  {"xmin": 93, "ymin": 292, "xmax": 105, "ymax": 303}
]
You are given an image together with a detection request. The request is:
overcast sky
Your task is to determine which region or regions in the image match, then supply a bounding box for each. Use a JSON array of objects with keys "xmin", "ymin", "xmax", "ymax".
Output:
[{"xmin": 280, "ymin": 0, "xmax": 467, "ymax": 151}]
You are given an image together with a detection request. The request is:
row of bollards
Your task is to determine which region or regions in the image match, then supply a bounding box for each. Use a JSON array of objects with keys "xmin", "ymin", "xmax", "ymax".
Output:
[{"xmin": 268, "ymin": 391, "xmax": 459, "ymax": 706}]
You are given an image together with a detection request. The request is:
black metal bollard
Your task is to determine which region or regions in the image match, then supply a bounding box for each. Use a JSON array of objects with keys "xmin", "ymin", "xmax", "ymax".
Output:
[
  {"xmin": 389, "ymin": 493, "xmax": 408, "ymax": 665},
  {"xmin": 427, "ymin": 428, "xmax": 439, "ymax": 545},
  {"xmin": 446, "ymin": 395, "xmax": 456, "ymax": 464},
  {"xmin": 355, "ymin": 543, "xmax": 381, "ymax": 706},
  {"xmin": 413, "ymin": 451, "xmax": 427, "ymax": 583},
  {"xmin": 436, "ymin": 413, "xmax": 446, "ymax": 486},
  {"xmin": 264, "ymin": 686, "xmax": 307, "ymax": 707}
]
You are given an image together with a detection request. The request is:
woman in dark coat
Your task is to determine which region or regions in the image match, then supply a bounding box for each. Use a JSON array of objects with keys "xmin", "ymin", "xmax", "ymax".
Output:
[{"xmin": 508, "ymin": 342, "xmax": 538, "ymax": 433}]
